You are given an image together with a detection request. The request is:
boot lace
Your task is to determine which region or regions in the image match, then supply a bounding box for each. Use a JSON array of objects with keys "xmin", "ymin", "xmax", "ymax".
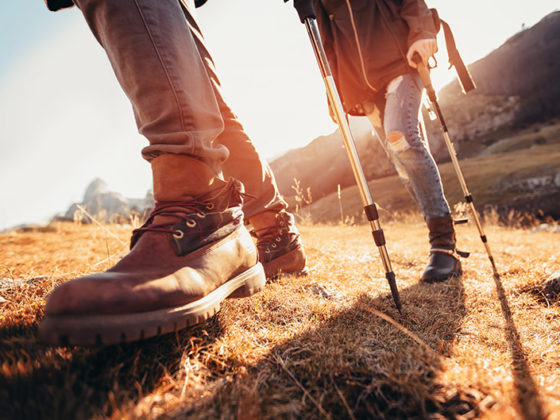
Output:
[
  {"xmin": 132, "ymin": 199, "xmax": 215, "ymax": 239},
  {"xmin": 251, "ymin": 213, "xmax": 290, "ymax": 252},
  {"xmin": 131, "ymin": 181, "xmax": 248, "ymax": 243}
]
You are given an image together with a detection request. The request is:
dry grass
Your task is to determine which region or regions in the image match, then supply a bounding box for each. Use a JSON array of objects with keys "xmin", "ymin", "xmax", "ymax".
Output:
[{"xmin": 1, "ymin": 219, "xmax": 559, "ymax": 419}]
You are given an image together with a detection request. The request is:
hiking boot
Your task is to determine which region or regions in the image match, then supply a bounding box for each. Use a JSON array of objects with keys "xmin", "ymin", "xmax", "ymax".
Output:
[
  {"xmin": 249, "ymin": 210, "xmax": 307, "ymax": 278},
  {"xmin": 421, "ymin": 215, "xmax": 466, "ymax": 283},
  {"xmin": 39, "ymin": 155, "xmax": 266, "ymax": 346}
]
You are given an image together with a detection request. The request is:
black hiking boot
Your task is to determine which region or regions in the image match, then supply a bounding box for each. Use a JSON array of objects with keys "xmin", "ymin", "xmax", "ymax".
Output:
[{"xmin": 421, "ymin": 215, "xmax": 467, "ymax": 283}]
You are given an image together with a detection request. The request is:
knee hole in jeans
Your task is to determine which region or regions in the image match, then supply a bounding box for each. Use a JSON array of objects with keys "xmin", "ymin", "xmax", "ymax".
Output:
[{"xmin": 387, "ymin": 131, "xmax": 409, "ymax": 153}]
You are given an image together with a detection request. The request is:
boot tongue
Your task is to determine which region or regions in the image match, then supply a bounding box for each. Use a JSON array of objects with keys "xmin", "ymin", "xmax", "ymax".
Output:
[
  {"xmin": 151, "ymin": 213, "xmax": 183, "ymax": 226},
  {"xmin": 202, "ymin": 178, "xmax": 244, "ymax": 211},
  {"xmin": 249, "ymin": 211, "xmax": 278, "ymax": 232},
  {"xmin": 130, "ymin": 178, "xmax": 244, "ymax": 250},
  {"xmin": 152, "ymin": 178, "xmax": 240, "ymax": 222}
]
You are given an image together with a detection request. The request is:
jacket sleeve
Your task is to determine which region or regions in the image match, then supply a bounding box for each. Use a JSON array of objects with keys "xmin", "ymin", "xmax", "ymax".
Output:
[{"xmin": 399, "ymin": 0, "xmax": 437, "ymax": 47}]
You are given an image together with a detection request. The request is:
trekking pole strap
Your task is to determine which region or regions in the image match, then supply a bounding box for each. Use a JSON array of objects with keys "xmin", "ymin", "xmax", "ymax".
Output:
[
  {"xmin": 429, "ymin": 8, "xmax": 475, "ymax": 93},
  {"xmin": 440, "ymin": 19, "xmax": 476, "ymax": 93}
]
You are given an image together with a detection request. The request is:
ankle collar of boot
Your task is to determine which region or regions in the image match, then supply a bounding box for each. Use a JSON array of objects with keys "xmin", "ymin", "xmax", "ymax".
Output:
[{"xmin": 430, "ymin": 248, "xmax": 470, "ymax": 259}]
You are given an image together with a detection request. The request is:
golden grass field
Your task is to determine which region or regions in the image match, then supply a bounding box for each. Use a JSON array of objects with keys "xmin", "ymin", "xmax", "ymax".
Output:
[{"xmin": 0, "ymin": 218, "xmax": 559, "ymax": 419}]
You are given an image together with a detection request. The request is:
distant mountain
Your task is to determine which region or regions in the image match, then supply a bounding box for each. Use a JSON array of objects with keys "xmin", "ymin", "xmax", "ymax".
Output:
[
  {"xmin": 270, "ymin": 118, "xmax": 397, "ymax": 203},
  {"xmin": 468, "ymin": 12, "xmax": 560, "ymax": 116},
  {"xmin": 61, "ymin": 178, "xmax": 154, "ymax": 224},
  {"xmin": 271, "ymin": 12, "xmax": 560, "ymax": 204}
]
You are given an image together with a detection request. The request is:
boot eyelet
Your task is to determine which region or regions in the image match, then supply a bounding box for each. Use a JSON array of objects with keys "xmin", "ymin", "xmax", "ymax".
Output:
[
  {"xmin": 205, "ymin": 203, "xmax": 214, "ymax": 210},
  {"xmin": 186, "ymin": 219, "xmax": 197, "ymax": 228},
  {"xmin": 173, "ymin": 230, "xmax": 184, "ymax": 239},
  {"xmin": 196, "ymin": 211, "xmax": 206, "ymax": 219},
  {"xmin": 275, "ymin": 237, "xmax": 281, "ymax": 242},
  {"xmin": 265, "ymin": 248, "xmax": 271, "ymax": 254},
  {"xmin": 271, "ymin": 243, "xmax": 277, "ymax": 248}
]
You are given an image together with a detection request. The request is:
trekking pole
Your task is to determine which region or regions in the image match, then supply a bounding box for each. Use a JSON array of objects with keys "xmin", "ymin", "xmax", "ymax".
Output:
[
  {"xmin": 413, "ymin": 55, "xmax": 500, "ymax": 280},
  {"xmin": 289, "ymin": 1, "xmax": 402, "ymax": 313}
]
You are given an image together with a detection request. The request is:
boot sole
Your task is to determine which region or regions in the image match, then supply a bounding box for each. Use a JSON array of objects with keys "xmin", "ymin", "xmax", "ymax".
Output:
[
  {"xmin": 39, "ymin": 263, "xmax": 266, "ymax": 347},
  {"xmin": 263, "ymin": 245, "xmax": 307, "ymax": 279}
]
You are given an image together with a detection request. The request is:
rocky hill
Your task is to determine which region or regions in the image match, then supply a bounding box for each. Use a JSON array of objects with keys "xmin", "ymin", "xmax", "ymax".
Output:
[
  {"xmin": 428, "ymin": 11, "xmax": 560, "ymax": 145},
  {"xmin": 270, "ymin": 12, "xmax": 560, "ymax": 211},
  {"xmin": 62, "ymin": 178, "xmax": 153, "ymax": 223},
  {"xmin": 270, "ymin": 118, "xmax": 397, "ymax": 202}
]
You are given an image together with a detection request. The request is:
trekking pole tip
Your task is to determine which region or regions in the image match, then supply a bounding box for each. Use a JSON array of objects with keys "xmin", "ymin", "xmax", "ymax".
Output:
[{"xmin": 386, "ymin": 271, "xmax": 403, "ymax": 315}]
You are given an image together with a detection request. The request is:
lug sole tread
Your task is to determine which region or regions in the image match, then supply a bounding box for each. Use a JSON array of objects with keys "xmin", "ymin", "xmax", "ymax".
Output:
[{"xmin": 39, "ymin": 263, "xmax": 266, "ymax": 347}]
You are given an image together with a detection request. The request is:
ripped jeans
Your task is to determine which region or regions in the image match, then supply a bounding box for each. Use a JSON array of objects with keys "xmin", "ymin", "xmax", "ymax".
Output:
[{"xmin": 363, "ymin": 73, "xmax": 450, "ymax": 220}]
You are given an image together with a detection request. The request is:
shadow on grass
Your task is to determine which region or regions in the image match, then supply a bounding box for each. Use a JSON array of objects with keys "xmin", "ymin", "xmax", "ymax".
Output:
[
  {"xmin": 176, "ymin": 277, "xmax": 476, "ymax": 419},
  {"xmin": 0, "ymin": 274, "xmax": 546, "ymax": 419},
  {"xmin": 492, "ymin": 273, "xmax": 546, "ymax": 420},
  {"xmin": 0, "ymin": 316, "xmax": 225, "ymax": 420}
]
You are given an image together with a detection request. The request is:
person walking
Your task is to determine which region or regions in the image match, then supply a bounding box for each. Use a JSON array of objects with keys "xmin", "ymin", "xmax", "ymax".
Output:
[
  {"xmin": 311, "ymin": 0, "xmax": 465, "ymax": 282},
  {"xmin": 39, "ymin": 0, "xmax": 306, "ymax": 346}
]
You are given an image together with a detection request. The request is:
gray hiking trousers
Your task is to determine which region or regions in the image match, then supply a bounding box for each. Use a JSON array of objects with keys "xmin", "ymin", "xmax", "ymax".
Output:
[{"xmin": 73, "ymin": 0, "xmax": 287, "ymax": 217}]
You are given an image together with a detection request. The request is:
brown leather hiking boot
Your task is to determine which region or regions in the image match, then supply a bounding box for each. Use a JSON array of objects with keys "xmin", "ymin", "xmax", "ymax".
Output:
[
  {"xmin": 421, "ymin": 215, "xmax": 467, "ymax": 283},
  {"xmin": 249, "ymin": 210, "xmax": 307, "ymax": 278},
  {"xmin": 39, "ymin": 156, "xmax": 266, "ymax": 346}
]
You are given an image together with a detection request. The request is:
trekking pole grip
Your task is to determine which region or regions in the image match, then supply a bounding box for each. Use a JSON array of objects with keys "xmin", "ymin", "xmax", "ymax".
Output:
[
  {"xmin": 285, "ymin": 0, "xmax": 316, "ymax": 23},
  {"xmin": 412, "ymin": 53, "xmax": 437, "ymax": 102}
]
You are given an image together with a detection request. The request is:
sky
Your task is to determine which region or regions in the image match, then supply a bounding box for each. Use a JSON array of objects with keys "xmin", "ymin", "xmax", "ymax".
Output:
[{"xmin": 0, "ymin": 0, "xmax": 558, "ymax": 229}]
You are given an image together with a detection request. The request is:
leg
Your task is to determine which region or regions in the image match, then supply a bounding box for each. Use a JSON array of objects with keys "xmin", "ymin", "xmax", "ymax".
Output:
[
  {"xmin": 181, "ymin": 2, "xmax": 306, "ymax": 278},
  {"xmin": 365, "ymin": 74, "xmax": 462, "ymax": 282},
  {"xmin": 382, "ymin": 74, "xmax": 450, "ymax": 220},
  {"xmin": 75, "ymin": 0, "xmax": 231, "ymax": 175},
  {"xmin": 40, "ymin": 0, "xmax": 266, "ymax": 346},
  {"xmin": 363, "ymin": 95, "xmax": 422, "ymax": 208},
  {"xmin": 180, "ymin": 2, "xmax": 287, "ymax": 218}
]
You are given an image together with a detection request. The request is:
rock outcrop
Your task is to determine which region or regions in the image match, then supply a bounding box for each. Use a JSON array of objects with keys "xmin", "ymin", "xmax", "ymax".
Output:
[
  {"xmin": 63, "ymin": 178, "xmax": 153, "ymax": 223},
  {"xmin": 426, "ymin": 11, "xmax": 560, "ymax": 146}
]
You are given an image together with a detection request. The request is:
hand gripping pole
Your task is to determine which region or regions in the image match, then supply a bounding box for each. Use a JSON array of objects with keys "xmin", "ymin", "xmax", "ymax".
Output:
[
  {"xmin": 304, "ymin": 18, "xmax": 402, "ymax": 313},
  {"xmin": 414, "ymin": 57, "xmax": 500, "ymax": 281}
]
